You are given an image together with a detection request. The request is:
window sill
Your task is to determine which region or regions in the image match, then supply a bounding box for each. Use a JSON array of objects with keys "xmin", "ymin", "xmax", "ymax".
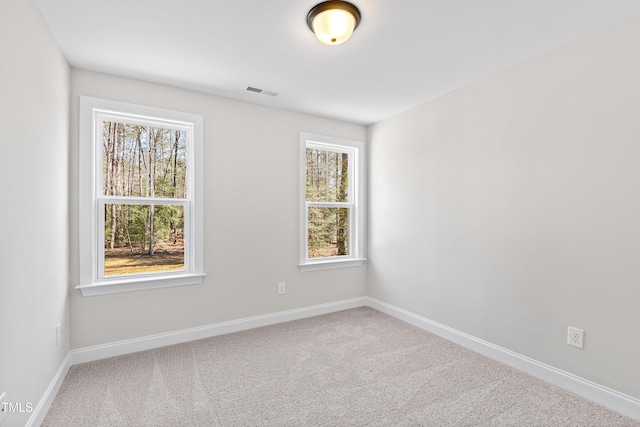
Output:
[
  {"xmin": 76, "ymin": 273, "xmax": 206, "ymax": 296},
  {"xmin": 298, "ymin": 258, "xmax": 367, "ymax": 272}
]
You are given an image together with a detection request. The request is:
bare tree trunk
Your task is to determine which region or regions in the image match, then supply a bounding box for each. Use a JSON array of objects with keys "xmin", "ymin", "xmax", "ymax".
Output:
[
  {"xmin": 148, "ymin": 128, "xmax": 156, "ymax": 256},
  {"xmin": 137, "ymin": 129, "xmax": 144, "ymax": 198},
  {"xmin": 109, "ymin": 122, "xmax": 118, "ymax": 249},
  {"xmin": 148, "ymin": 205, "xmax": 155, "ymax": 256},
  {"xmin": 336, "ymin": 152, "xmax": 349, "ymax": 255},
  {"xmin": 122, "ymin": 208, "xmax": 134, "ymax": 253},
  {"xmin": 129, "ymin": 126, "xmax": 137, "ymax": 196},
  {"xmin": 136, "ymin": 128, "xmax": 146, "ymax": 252},
  {"xmin": 173, "ymin": 130, "xmax": 179, "ymax": 197}
]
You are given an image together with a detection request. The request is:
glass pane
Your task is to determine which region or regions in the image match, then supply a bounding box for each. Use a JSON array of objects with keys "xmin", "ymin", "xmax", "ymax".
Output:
[
  {"xmin": 306, "ymin": 148, "xmax": 349, "ymax": 202},
  {"xmin": 307, "ymin": 207, "xmax": 350, "ymax": 258},
  {"xmin": 103, "ymin": 204, "xmax": 185, "ymax": 276},
  {"xmin": 102, "ymin": 121, "xmax": 187, "ymax": 198}
]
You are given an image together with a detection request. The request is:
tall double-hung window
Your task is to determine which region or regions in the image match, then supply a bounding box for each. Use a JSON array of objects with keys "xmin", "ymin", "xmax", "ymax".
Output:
[
  {"xmin": 78, "ymin": 97, "xmax": 204, "ymax": 296},
  {"xmin": 299, "ymin": 133, "xmax": 366, "ymax": 271}
]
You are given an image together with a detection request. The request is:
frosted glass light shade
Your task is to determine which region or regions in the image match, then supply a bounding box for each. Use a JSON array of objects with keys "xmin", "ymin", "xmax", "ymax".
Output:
[
  {"xmin": 307, "ymin": 1, "xmax": 361, "ymax": 45},
  {"xmin": 312, "ymin": 9, "xmax": 356, "ymax": 45}
]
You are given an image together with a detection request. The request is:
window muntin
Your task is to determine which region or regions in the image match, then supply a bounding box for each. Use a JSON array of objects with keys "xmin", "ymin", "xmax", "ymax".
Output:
[
  {"xmin": 299, "ymin": 133, "xmax": 366, "ymax": 271},
  {"xmin": 78, "ymin": 97, "xmax": 204, "ymax": 296}
]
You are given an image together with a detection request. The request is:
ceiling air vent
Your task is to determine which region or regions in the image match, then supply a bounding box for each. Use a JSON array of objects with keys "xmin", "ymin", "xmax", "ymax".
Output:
[{"xmin": 246, "ymin": 85, "xmax": 279, "ymax": 97}]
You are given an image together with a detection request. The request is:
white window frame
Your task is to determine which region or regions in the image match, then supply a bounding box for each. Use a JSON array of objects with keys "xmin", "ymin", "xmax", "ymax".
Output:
[
  {"xmin": 77, "ymin": 96, "xmax": 205, "ymax": 296},
  {"xmin": 299, "ymin": 132, "xmax": 366, "ymax": 272}
]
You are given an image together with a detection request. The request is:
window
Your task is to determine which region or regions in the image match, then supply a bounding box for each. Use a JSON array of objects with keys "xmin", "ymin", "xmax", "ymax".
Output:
[
  {"xmin": 299, "ymin": 133, "xmax": 366, "ymax": 271},
  {"xmin": 78, "ymin": 97, "xmax": 204, "ymax": 296}
]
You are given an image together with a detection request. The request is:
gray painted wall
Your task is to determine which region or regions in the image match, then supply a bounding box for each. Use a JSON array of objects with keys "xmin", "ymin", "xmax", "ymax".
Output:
[
  {"xmin": 69, "ymin": 69, "xmax": 367, "ymax": 349},
  {"xmin": 5, "ymin": 1, "xmax": 640, "ymax": 420},
  {"xmin": 368, "ymin": 16, "xmax": 640, "ymax": 399},
  {"xmin": 0, "ymin": 1, "xmax": 70, "ymax": 426}
]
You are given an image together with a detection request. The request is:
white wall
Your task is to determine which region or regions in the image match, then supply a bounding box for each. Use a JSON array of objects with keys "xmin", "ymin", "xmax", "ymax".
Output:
[
  {"xmin": 0, "ymin": 1, "xmax": 70, "ymax": 426},
  {"xmin": 368, "ymin": 16, "xmax": 640, "ymax": 399},
  {"xmin": 69, "ymin": 70, "xmax": 367, "ymax": 349}
]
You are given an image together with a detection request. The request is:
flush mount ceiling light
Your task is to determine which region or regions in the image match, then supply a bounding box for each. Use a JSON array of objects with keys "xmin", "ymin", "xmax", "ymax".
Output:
[{"xmin": 307, "ymin": 1, "xmax": 361, "ymax": 45}]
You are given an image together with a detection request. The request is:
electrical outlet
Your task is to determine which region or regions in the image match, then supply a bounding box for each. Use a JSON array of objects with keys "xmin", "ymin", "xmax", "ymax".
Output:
[
  {"xmin": 567, "ymin": 326, "xmax": 584, "ymax": 349},
  {"xmin": 0, "ymin": 391, "xmax": 6, "ymax": 425},
  {"xmin": 56, "ymin": 323, "xmax": 61, "ymax": 345},
  {"xmin": 277, "ymin": 282, "xmax": 286, "ymax": 295}
]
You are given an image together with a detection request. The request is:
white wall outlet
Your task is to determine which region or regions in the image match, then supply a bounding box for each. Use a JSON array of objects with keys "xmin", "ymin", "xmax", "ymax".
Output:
[
  {"xmin": 56, "ymin": 323, "xmax": 61, "ymax": 345},
  {"xmin": 277, "ymin": 282, "xmax": 286, "ymax": 295},
  {"xmin": 0, "ymin": 391, "xmax": 6, "ymax": 425},
  {"xmin": 567, "ymin": 326, "xmax": 584, "ymax": 349}
]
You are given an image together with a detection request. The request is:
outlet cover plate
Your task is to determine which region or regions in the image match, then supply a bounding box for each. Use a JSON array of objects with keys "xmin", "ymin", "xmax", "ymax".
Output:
[{"xmin": 567, "ymin": 326, "xmax": 584, "ymax": 349}]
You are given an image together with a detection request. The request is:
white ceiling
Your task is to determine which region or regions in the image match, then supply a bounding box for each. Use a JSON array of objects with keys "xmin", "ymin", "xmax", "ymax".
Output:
[{"xmin": 35, "ymin": 0, "xmax": 640, "ymax": 125}]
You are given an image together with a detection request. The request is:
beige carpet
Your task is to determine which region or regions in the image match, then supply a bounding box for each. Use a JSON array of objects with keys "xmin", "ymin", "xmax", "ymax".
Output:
[{"xmin": 43, "ymin": 307, "xmax": 639, "ymax": 426}]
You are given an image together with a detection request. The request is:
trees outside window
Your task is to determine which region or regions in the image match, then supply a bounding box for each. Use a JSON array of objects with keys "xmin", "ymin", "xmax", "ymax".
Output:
[
  {"xmin": 78, "ymin": 97, "xmax": 204, "ymax": 296},
  {"xmin": 299, "ymin": 133, "xmax": 366, "ymax": 271},
  {"xmin": 100, "ymin": 122, "xmax": 187, "ymax": 276}
]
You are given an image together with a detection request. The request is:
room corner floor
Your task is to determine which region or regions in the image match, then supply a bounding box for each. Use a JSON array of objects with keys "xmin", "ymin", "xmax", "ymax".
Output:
[{"xmin": 43, "ymin": 307, "xmax": 639, "ymax": 426}]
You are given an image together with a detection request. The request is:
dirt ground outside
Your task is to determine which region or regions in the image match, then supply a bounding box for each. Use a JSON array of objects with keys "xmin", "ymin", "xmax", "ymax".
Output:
[
  {"xmin": 308, "ymin": 243, "xmax": 350, "ymax": 258},
  {"xmin": 104, "ymin": 240, "xmax": 184, "ymax": 276}
]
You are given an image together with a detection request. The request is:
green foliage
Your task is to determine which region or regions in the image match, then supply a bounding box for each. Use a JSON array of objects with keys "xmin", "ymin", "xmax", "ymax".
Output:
[
  {"xmin": 104, "ymin": 204, "xmax": 184, "ymax": 254},
  {"xmin": 103, "ymin": 121, "xmax": 187, "ymax": 255},
  {"xmin": 306, "ymin": 148, "xmax": 349, "ymax": 202},
  {"xmin": 307, "ymin": 207, "xmax": 350, "ymax": 257},
  {"xmin": 306, "ymin": 147, "xmax": 350, "ymax": 258}
]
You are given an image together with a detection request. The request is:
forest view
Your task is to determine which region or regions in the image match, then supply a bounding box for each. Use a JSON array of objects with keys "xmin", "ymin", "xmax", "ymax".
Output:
[
  {"xmin": 102, "ymin": 120, "xmax": 187, "ymax": 276},
  {"xmin": 306, "ymin": 147, "xmax": 350, "ymax": 258}
]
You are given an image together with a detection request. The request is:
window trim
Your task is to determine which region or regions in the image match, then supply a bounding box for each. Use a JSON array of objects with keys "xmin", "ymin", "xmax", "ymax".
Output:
[
  {"xmin": 77, "ymin": 96, "xmax": 205, "ymax": 296},
  {"xmin": 298, "ymin": 132, "xmax": 366, "ymax": 272}
]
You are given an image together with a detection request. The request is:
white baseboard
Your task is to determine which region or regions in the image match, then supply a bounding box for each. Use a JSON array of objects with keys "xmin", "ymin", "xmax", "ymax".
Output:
[
  {"xmin": 71, "ymin": 297, "xmax": 367, "ymax": 365},
  {"xmin": 365, "ymin": 297, "xmax": 640, "ymax": 421},
  {"xmin": 26, "ymin": 352, "xmax": 71, "ymax": 427},
  {"xmin": 66, "ymin": 295, "xmax": 639, "ymax": 421}
]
